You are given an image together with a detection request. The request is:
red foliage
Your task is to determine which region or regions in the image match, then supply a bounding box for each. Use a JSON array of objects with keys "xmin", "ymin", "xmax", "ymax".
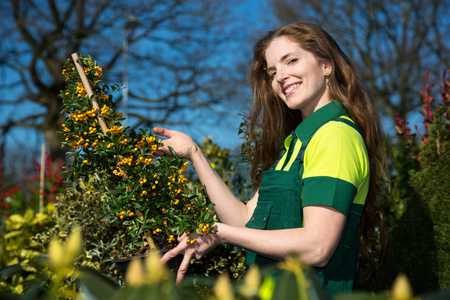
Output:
[
  {"xmin": 25, "ymin": 153, "xmax": 67, "ymax": 203},
  {"xmin": 0, "ymin": 152, "xmax": 68, "ymax": 218},
  {"xmin": 395, "ymin": 70, "xmax": 450, "ymax": 162}
]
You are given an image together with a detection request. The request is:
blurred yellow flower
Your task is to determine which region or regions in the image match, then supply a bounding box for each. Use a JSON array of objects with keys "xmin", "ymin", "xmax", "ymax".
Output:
[
  {"xmin": 214, "ymin": 274, "xmax": 234, "ymax": 300},
  {"xmin": 48, "ymin": 239, "xmax": 65, "ymax": 269},
  {"xmin": 391, "ymin": 273, "xmax": 414, "ymax": 300},
  {"xmin": 48, "ymin": 226, "xmax": 83, "ymax": 270}
]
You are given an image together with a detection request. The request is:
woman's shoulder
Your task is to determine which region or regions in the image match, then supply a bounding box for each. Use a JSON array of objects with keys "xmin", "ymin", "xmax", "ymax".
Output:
[
  {"xmin": 314, "ymin": 116, "xmax": 365, "ymax": 144},
  {"xmin": 305, "ymin": 116, "xmax": 368, "ymax": 160},
  {"xmin": 303, "ymin": 116, "xmax": 369, "ymax": 186}
]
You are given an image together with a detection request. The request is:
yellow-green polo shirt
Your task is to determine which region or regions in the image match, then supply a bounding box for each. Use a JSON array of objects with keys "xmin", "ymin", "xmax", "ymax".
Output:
[{"xmin": 274, "ymin": 115, "xmax": 369, "ymax": 216}]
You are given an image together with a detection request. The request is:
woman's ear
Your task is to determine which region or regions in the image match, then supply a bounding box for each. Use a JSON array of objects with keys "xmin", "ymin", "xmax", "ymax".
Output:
[{"xmin": 323, "ymin": 63, "xmax": 332, "ymax": 76}]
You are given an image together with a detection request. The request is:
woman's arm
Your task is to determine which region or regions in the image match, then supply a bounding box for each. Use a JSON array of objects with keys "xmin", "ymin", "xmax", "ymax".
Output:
[
  {"xmin": 217, "ymin": 205, "xmax": 346, "ymax": 265},
  {"xmin": 162, "ymin": 205, "xmax": 347, "ymax": 284},
  {"xmin": 153, "ymin": 127, "xmax": 257, "ymax": 227}
]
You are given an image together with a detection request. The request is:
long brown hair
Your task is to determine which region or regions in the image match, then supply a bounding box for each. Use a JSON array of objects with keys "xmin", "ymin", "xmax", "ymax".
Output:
[{"xmin": 247, "ymin": 21, "xmax": 388, "ymax": 270}]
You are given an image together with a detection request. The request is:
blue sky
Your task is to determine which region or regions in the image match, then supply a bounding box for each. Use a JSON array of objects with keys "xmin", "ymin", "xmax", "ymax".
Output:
[
  {"xmin": 0, "ymin": 0, "xmax": 435, "ymax": 173},
  {"xmin": 0, "ymin": 0, "xmax": 278, "ymax": 155}
]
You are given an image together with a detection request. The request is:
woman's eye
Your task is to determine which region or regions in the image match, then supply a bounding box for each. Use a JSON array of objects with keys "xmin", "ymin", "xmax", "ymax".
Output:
[
  {"xmin": 288, "ymin": 58, "xmax": 298, "ymax": 64},
  {"xmin": 269, "ymin": 72, "xmax": 276, "ymax": 80}
]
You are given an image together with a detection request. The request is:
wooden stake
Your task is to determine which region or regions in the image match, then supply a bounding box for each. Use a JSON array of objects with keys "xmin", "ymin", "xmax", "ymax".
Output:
[
  {"xmin": 39, "ymin": 143, "xmax": 46, "ymax": 216},
  {"xmin": 71, "ymin": 53, "xmax": 108, "ymax": 134}
]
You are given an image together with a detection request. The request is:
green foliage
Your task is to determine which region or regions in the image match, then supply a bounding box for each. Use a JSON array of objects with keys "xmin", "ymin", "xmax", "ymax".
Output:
[
  {"xmin": 238, "ymin": 112, "xmax": 261, "ymax": 189},
  {"xmin": 198, "ymin": 136, "xmax": 253, "ymax": 203},
  {"xmin": 58, "ymin": 54, "xmax": 216, "ymax": 253},
  {"xmin": 358, "ymin": 71, "xmax": 450, "ymax": 293},
  {"xmin": 409, "ymin": 106, "xmax": 450, "ymax": 289},
  {"xmin": 190, "ymin": 243, "xmax": 247, "ymax": 281},
  {"xmin": 32, "ymin": 172, "xmax": 131, "ymax": 282},
  {"xmin": 0, "ymin": 205, "xmax": 55, "ymax": 294},
  {"xmin": 188, "ymin": 137, "xmax": 249, "ymax": 282},
  {"xmin": 3, "ymin": 233, "xmax": 448, "ymax": 300}
]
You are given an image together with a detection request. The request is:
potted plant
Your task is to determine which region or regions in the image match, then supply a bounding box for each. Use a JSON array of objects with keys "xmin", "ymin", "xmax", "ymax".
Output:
[{"xmin": 57, "ymin": 53, "xmax": 216, "ymax": 276}]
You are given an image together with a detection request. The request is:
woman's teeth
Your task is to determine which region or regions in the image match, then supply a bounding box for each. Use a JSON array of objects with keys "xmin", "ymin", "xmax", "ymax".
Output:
[{"xmin": 284, "ymin": 83, "xmax": 300, "ymax": 94}]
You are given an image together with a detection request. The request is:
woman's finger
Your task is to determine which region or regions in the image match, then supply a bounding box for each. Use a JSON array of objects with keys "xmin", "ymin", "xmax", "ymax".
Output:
[
  {"xmin": 152, "ymin": 149, "xmax": 166, "ymax": 157},
  {"xmin": 176, "ymin": 251, "xmax": 192, "ymax": 285},
  {"xmin": 153, "ymin": 127, "xmax": 173, "ymax": 138},
  {"xmin": 177, "ymin": 232, "xmax": 187, "ymax": 242},
  {"xmin": 160, "ymin": 242, "xmax": 187, "ymax": 265}
]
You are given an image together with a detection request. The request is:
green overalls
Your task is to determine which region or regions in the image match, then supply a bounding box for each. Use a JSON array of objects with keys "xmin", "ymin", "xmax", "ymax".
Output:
[{"xmin": 245, "ymin": 101, "xmax": 365, "ymax": 295}]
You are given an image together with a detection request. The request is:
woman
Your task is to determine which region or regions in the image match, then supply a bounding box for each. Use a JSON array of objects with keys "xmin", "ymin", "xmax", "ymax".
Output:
[{"xmin": 156, "ymin": 21, "xmax": 387, "ymax": 295}]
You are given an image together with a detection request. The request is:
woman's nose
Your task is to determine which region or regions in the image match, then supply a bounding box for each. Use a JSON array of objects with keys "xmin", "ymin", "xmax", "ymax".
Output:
[{"xmin": 275, "ymin": 70, "xmax": 288, "ymax": 82}]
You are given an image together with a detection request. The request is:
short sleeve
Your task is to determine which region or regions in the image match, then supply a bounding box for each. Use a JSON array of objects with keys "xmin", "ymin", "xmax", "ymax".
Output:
[{"xmin": 301, "ymin": 120, "xmax": 369, "ymax": 216}]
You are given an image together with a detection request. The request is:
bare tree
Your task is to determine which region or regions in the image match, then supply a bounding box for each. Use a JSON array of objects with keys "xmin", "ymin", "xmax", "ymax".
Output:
[
  {"xmin": 0, "ymin": 0, "xmax": 248, "ymax": 162},
  {"xmin": 270, "ymin": 0, "xmax": 450, "ymax": 121}
]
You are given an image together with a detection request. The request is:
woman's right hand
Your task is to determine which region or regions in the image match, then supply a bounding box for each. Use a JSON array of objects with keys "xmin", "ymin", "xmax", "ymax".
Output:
[
  {"xmin": 160, "ymin": 225, "xmax": 222, "ymax": 285},
  {"xmin": 152, "ymin": 127, "xmax": 199, "ymax": 161}
]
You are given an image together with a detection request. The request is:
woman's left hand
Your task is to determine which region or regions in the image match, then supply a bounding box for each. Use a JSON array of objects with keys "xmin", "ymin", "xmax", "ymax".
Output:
[{"xmin": 160, "ymin": 225, "xmax": 222, "ymax": 284}]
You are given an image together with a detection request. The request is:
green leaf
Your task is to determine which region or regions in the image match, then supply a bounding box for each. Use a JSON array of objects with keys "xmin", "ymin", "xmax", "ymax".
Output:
[
  {"xmin": 66, "ymin": 151, "xmax": 79, "ymax": 157},
  {"xmin": 79, "ymin": 268, "xmax": 119, "ymax": 300},
  {"xmin": 334, "ymin": 292, "xmax": 386, "ymax": 300},
  {"xmin": 107, "ymin": 189, "xmax": 122, "ymax": 195},
  {"xmin": 86, "ymin": 249, "xmax": 101, "ymax": 259},
  {"xmin": 110, "ymin": 236, "xmax": 120, "ymax": 246},
  {"xmin": 168, "ymin": 146, "xmax": 177, "ymax": 157},
  {"xmin": 272, "ymin": 272, "xmax": 300, "ymax": 300},
  {"xmin": 141, "ymin": 152, "xmax": 155, "ymax": 156}
]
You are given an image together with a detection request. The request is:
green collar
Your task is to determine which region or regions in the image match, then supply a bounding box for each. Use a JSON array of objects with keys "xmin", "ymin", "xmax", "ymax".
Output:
[
  {"xmin": 284, "ymin": 100, "xmax": 348, "ymax": 148},
  {"xmin": 295, "ymin": 100, "xmax": 348, "ymax": 141}
]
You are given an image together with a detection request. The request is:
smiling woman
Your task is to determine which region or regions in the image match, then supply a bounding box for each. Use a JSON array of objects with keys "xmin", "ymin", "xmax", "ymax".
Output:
[
  {"xmin": 157, "ymin": 21, "xmax": 387, "ymax": 296},
  {"xmin": 265, "ymin": 36, "xmax": 332, "ymax": 117}
]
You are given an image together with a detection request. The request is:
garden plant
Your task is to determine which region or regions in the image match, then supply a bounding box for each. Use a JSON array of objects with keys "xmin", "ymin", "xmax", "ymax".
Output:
[
  {"xmin": 58, "ymin": 53, "xmax": 216, "ymax": 256},
  {"xmin": 4, "ymin": 225, "xmax": 448, "ymax": 300}
]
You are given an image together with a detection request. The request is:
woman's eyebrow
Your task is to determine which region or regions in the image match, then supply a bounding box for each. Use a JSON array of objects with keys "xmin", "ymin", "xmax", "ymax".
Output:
[{"xmin": 266, "ymin": 52, "xmax": 298, "ymax": 73}]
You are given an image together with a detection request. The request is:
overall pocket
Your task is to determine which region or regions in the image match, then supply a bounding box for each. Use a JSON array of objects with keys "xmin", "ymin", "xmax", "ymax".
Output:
[
  {"xmin": 259, "ymin": 170, "xmax": 303, "ymax": 229},
  {"xmin": 246, "ymin": 201, "xmax": 273, "ymax": 230}
]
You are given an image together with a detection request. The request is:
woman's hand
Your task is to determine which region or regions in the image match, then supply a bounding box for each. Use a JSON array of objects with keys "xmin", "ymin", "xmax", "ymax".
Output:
[
  {"xmin": 160, "ymin": 225, "xmax": 222, "ymax": 285},
  {"xmin": 153, "ymin": 127, "xmax": 199, "ymax": 161}
]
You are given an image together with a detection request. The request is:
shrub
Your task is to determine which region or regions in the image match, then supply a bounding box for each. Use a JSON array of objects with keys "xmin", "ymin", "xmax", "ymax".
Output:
[
  {"xmin": 361, "ymin": 70, "xmax": 450, "ymax": 293},
  {"xmin": 58, "ymin": 54, "xmax": 216, "ymax": 254},
  {"xmin": 4, "ymin": 228, "xmax": 448, "ymax": 300},
  {"xmin": 33, "ymin": 172, "xmax": 131, "ymax": 283},
  {"xmin": 407, "ymin": 71, "xmax": 449, "ymax": 289},
  {"xmin": 0, "ymin": 205, "xmax": 54, "ymax": 294},
  {"xmin": 188, "ymin": 137, "xmax": 248, "ymax": 282}
]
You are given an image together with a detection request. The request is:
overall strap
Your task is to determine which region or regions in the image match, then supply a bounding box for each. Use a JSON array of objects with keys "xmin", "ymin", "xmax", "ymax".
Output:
[
  {"xmin": 271, "ymin": 131, "xmax": 296, "ymax": 171},
  {"xmin": 293, "ymin": 138, "xmax": 311, "ymax": 174}
]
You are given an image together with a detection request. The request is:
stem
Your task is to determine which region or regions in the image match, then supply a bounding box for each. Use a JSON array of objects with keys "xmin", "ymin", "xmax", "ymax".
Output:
[
  {"xmin": 136, "ymin": 209, "xmax": 157, "ymax": 250},
  {"xmin": 39, "ymin": 143, "xmax": 45, "ymax": 220}
]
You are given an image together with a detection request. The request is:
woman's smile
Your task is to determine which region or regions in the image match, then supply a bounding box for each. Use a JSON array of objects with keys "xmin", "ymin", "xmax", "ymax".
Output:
[{"xmin": 283, "ymin": 82, "xmax": 302, "ymax": 96}]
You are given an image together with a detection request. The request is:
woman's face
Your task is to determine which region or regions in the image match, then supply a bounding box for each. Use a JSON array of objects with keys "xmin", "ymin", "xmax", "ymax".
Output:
[{"xmin": 265, "ymin": 36, "xmax": 332, "ymax": 119}]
